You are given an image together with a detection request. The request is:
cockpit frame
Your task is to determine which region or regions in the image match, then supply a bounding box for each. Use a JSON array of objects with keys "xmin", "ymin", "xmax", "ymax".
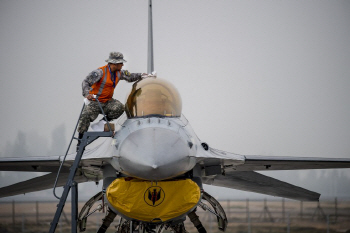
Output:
[{"xmin": 125, "ymin": 78, "xmax": 182, "ymax": 119}]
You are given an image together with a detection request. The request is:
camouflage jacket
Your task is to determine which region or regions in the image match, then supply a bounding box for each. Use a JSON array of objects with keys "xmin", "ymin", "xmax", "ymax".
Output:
[{"xmin": 82, "ymin": 68, "xmax": 142, "ymax": 97}]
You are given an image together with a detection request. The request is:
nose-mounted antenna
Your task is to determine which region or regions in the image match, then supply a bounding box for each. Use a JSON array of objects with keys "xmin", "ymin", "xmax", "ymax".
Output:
[{"xmin": 147, "ymin": 0, "xmax": 154, "ymax": 74}]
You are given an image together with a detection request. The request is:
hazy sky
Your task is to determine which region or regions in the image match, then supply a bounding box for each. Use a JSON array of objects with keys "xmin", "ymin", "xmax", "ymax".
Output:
[{"xmin": 1, "ymin": 1, "xmax": 350, "ymax": 200}]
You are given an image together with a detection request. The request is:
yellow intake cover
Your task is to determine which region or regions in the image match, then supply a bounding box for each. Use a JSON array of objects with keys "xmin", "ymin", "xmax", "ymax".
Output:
[{"xmin": 106, "ymin": 178, "xmax": 201, "ymax": 222}]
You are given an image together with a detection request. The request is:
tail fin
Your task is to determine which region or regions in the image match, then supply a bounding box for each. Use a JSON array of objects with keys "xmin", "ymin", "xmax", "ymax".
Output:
[{"xmin": 147, "ymin": 0, "xmax": 154, "ymax": 74}]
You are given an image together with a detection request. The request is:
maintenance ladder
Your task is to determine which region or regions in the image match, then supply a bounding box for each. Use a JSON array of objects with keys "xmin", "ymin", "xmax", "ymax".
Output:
[{"xmin": 49, "ymin": 99, "xmax": 114, "ymax": 233}]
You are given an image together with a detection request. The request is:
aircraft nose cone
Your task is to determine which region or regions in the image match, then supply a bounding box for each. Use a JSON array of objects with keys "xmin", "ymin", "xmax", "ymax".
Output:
[{"xmin": 118, "ymin": 127, "xmax": 193, "ymax": 180}]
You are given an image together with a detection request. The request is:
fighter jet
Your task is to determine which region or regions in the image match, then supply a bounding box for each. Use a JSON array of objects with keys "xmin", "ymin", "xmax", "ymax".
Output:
[{"xmin": 1, "ymin": 1, "xmax": 350, "ymax": 233}]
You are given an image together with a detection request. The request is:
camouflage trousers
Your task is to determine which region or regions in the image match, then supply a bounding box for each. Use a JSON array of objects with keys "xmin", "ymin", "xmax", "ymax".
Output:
[{"xmin": 77, "ymin": 98, "xmax": 124, "ymax": 134}]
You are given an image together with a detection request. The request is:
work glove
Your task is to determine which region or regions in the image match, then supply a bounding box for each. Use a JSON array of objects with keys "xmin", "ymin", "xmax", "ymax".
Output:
[
  {"xmin": 141, "ymin": 71, "xmax": 157, "ymax": 79},
  {"xmin": 84, "ymin": 94, "xmax": 97, "ymax": 105}
]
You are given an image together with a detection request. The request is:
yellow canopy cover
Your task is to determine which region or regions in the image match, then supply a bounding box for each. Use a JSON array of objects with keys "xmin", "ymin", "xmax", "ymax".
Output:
[{"xmin": 106, "ymin": 178, "xmax": 201, "ymax": 222}]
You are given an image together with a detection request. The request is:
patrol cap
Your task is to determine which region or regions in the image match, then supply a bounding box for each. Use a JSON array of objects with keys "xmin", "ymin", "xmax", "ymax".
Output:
[{"xmin": 105, "ymin": 52, "xmax": 127, "ymax": 64}]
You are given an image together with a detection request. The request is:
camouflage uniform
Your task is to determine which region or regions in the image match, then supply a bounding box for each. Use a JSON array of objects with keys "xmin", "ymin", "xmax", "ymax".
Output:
[
  {"xmin": 77, "ymin": 53, "xmax": 142, "ymax": 134},
  {"xmin": 77, "ymin": 98, "xmax": 125, "ymax": 134}
]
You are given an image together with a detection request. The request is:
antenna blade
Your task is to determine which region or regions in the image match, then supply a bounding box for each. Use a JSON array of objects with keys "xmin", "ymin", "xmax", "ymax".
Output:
[{"xmin": 147, "ymin": 0, "xmax": 154, "ymax": 73}]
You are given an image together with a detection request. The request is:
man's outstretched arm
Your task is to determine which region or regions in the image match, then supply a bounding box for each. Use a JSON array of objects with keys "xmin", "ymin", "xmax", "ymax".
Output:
[{"xmin": 120, "ymin": 70, "xmax": 143, "ymax": 82}]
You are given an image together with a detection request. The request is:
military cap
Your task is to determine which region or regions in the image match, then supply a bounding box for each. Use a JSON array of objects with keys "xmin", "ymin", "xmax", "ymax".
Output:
[{"xmin": 105, "ymin": 52, "xmax": 127, "ymax": 64}]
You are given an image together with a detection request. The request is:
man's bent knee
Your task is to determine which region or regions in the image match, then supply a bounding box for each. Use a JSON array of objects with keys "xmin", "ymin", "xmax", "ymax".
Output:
[{"xmin": 105, "ymin": 100, "xmax": 125, "ymax": 120}]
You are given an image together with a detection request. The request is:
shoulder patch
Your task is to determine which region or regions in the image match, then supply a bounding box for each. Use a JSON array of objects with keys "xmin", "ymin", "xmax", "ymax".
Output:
[{"xmin": 93, "ymin": 69, "xmax": 103, "ymax": 77}]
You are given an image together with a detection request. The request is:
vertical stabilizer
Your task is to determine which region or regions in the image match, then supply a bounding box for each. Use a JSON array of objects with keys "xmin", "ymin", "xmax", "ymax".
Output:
[{"xmin": 147, "ymin": 0, "xmax": 154, "ymax": 74}]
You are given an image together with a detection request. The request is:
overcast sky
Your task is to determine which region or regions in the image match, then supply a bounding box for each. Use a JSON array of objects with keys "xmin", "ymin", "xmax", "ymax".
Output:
[{"xmin": 1, "ymin": 0, "xmax": 350, "ymax": 200}]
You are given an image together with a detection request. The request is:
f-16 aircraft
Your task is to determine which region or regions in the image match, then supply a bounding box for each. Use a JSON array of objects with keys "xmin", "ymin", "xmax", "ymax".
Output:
[{"xmin": 1, "ymin": 1, "xmax": 350, "ymax": 233}]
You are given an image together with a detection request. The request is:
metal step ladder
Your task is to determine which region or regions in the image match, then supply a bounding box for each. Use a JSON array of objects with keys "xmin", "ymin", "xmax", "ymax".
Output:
[{"xmin": 49, "ymin": 99, "xmax": 114, "ymax": 233}]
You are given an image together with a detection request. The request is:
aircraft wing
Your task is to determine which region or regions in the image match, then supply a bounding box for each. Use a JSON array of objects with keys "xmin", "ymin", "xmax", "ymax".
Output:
[
  {"xmin": 0, "ymin": 154, "xmax": 102, "ymax": 198},
  {"xmin": 235, "ymin": 155, "xmax": 350, "ymax": 171},
  {"xmin": 196, "ymin": 147, "xmax": 350, "ymax": 171},
  {"xmin": 0, "ymin": 172, "xmax": 89, "ymax": 198},
  {"xmin": 0, "ymin": 138, "xmax": 116, "ymax": 173},
  {"xmin": 203, "ymin": 170, "xmax": 320, "ymax": 201},
  {"xmin": 0, "ymin": 138, "xmax": 115, "ymax": 198},
  {"xmin": 0, "ymin": 156, "xmax": 67, "ymax": 172},
  {"xmin": 196, "ymin": 146, "xmax": 350, "ymax": 201}
]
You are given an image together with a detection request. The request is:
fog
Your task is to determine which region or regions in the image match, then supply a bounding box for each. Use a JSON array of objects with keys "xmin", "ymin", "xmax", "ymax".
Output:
[{"xmin": 1, "ymin": 0, "xmax": 350, "ymax": 201}]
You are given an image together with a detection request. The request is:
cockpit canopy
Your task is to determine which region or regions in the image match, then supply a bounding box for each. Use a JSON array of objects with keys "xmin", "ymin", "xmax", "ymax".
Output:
[{"xmin": 125, "ymin": 78, "xmax": 182, "ymax": 118}]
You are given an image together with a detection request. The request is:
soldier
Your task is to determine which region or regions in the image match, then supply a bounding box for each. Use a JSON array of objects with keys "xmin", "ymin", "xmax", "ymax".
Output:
[{"xmin": 77, "ymin": 52, "xmax": 144, "ymax": 151}]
